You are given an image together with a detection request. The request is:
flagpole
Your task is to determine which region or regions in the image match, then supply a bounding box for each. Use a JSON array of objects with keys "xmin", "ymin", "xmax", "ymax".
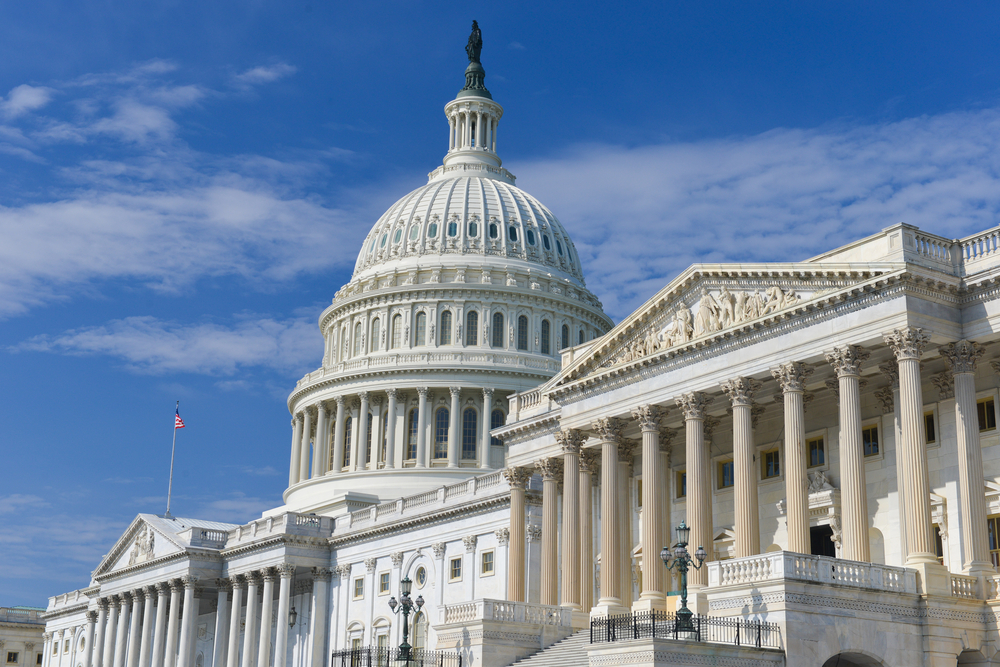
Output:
[{"xmin": 165, "ymin": 400, "xmax": 178, "ymax": 519}]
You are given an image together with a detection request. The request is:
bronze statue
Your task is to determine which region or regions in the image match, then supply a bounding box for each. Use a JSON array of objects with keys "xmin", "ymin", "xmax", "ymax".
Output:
[{"xmin": 466, "ymin": 20, "xmax": 483, "ymax": 63}]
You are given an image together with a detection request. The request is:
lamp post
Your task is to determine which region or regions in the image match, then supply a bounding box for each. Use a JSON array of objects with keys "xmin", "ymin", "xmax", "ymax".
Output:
[
  {"xmin": 387, "ymin": 576, "xmax": 424, "ymax": 663},
  {"xmin": 660, "ymin": 520, "xmax": 707, "ymax": 632}
]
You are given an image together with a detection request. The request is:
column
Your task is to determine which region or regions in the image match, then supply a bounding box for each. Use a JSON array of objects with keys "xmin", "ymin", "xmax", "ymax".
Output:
[
  {"xmin": 384, "ymin": 389, "xmax": 398, "ymax": 469},
  {"xmin": 256, "ymin": 570, "xmax": 275, "ymax": 667},
  {"xmin": 633, "ymin": 405, "xmax": 666, "ymax": 610},
  {"xmin": 83, "ymin": 613, "xmax": 97, "ymax": 667},
  {"xmin": 480, "ymin": 389, "xmax": 494, "ymax": 469},
  {"xmin": 825, "ymin": 345, "xmax": 872, "ymax": 562},
  {"xmin": 113, "ymin": 594, "xmax": 131, "ymax": 667},
  {"xmin": 942, "ymin": 340, "xmax": 992, "ymax": 574},
  {"xmin": 273, "ymin": 566, "xmax": 294, "ymax": 667},
  {"xmin": 448, "ymin": 387, "xmax": 461, "ymax": 468},
  {"xmin": 298, "ymin": 409, "xmax": 313, "ymax": 482},
  {"xmin": 502, "ymin": 467, "xmax": 531, "ymax": 601},
  {"xmin": 558, "ymin": 430, "xmax": 583, "ymax": 611},
  {"xmin": 416, "ymin": 388, "xmax": 429, "ymax": 468},
  {"xmin": 331, "ymin": 397, "xmax": 346, "ymax": 474},
  {"xmin": 312, "ymin": 403, "xmax": 329, "ymax": 477},
  {"xmin": 658, "ymin": 428, "xmax": 673, "ymax": 580},
  {"xmin": 593, "ymin": 417, "xmax": 626, "ymax": 613},
  {"xmin": 163, "ymin": 583, "xmax": 181, "ymax": 667},
  {"xmin": 676, "ymin": 393, "xmax": 712, "ymax": 587},
  {"xmin": 225, "ymin": 577, "xmax": 243, "ymax": 667},
  {"xmin": 463, "ymin": 536, "xmax": 478, "ymax": 600},
  {"xmin": 288, "ymin": 415, "xmax": 303, "ymax": 487},
  {"xmin": 536, "ymin": 458, "xmax": 562, "ymax": 606},
  {"xmin": 579, "ymin": 450, "xmax": 598, "ymax": 612},
  {"xmin": 771, "ymin": 362, "xmax": 813, "ymax": 554},
  {"xmin": 150, "ymin": 584, "xmax": 168, "ymax": 667},
  {"xmin": 103, "ymin": 596, "xmax": 119, "ymax": 667},
  {"xmin": 879, "ymin": 361, "xmax": 906, "ymax": 561},
  {"xmin": 618, "ymin": 440, "xmax": 636, "ymax": 607},
  {"xmin": 491, "ymin": 119, "xmax": 498, "ymax": 152},
  {"xmin": 354, "ymin": 393, "xmax": 369, "ymax": 472},
  {"xmin": 126, "ymin": 592, "xmax": 143, "ymax": 667},
  {"xmin": 722, "ymin": 377, "xmax": 762, "ymax": 558},
  {"xmin": 177, "ymin": 577, "xmax": 198, "ymax": 667},
  {"xmin": 309, "ymin": 570, "xmax": 332, "ymax": 667},
  {"xmin": 240, "ymin": 574, "xmax": 260, "ymax": 667},
  {"xmin": 92, "ymin": 602, "xmax": 108, "ymax": 667},
  {"xmin": 212, "ymin": 581, "xmax": 231, "ymax": 667}
]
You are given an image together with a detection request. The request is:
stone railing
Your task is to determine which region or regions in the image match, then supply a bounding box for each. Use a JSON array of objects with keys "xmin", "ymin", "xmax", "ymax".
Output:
[
  {"xmin": 904, "ymin": 225, "xmax": 1000, "ymax": 276},
  {"xmin": 439, "ymin": 599, "xmax": 573, "ymax": 627},
  {"xmin": 950, "ymin": 573, "xmax": 980, "ymax": 600},
  {"xmin": 47, "ymin": 589, "xmax": 94, "ymax": 612},
  {"xmin": 0, "ymin": 607, "xmax": 45, "ymax": 624},
  {"xmin": 334, "ymin": 470, "xmax": 507, "ymax": 534},
  {"xmin": 228, "ymin": 512, "xmax": 334, "ymax": 546},
  {"xmin": 708, "ymin": 551, "xmax": 918, "ymax": 595}
]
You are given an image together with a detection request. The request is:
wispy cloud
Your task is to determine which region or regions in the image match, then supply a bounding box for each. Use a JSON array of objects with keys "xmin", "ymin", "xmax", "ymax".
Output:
[
  {"xmin": 232, "ymin": 63, "xmax": 297, "ymax": 88},
  {"xmin": 1, "ymin": 85, "xmax": 55, "ymax": 119},
  {"xmin": 508, "ymin": 41, "xmax": 526, "ymax": 51}
]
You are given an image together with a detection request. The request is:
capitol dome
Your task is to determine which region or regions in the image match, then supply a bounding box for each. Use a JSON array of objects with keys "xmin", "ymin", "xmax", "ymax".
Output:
[{"xmin": 279, "ymin": 25, "xmax": 612, "ymax": 517}]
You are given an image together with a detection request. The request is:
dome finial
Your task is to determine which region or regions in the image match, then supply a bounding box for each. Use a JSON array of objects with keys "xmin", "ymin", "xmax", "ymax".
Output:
[{"xmin": 458, "ymin": 20, "xmax": 491, "ymax": 99}]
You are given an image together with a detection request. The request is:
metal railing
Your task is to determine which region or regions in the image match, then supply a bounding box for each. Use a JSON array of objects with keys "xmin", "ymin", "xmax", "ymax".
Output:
[
  {"xmin": 330, "ymin": 648, "xmax": 461, "ymax": 667},
  {"xmin": 590, "ymin": 611, "xmax": 780, "ymax": 649}
]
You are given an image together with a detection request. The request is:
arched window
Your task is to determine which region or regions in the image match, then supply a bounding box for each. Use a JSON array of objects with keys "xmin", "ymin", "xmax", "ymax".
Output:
[
  {"xmin": 343, "ymin": 415, "xmax": 353, "ymax": 468},
  {"xmin": 492, "ymin": 312, "xmax": 504, "ymax": 348},
  {"xmin": 407, "ymin": 409, "xmax": 419, "ymax": 461},
  {"xmin": 381, "ymin": 412, "xmax": 388, "ymax": 464},
  {"xmin": 541, "ymin": 320, "xmax": 551, "ymax": 355},
  {"xmin": 579, "ymin": 328, "xmax": 585, "ymax": 345},
  {"xmin": 434, "ymin": 408, "xmax": 449, "ymax": 459},
  {"xmin": 415, "ymin": 312, "xmax": 427, "ymax": 346},
  {"xmin": 440, "ymin": 310, "xmax": 452, "ymax": 345},
  {"xmin": 391, "ymin": 315, "xmax": 402, "ymax": 349},
  {"xmin": 341, "ymin": 326, "xmax": 347, "ymax": 360},
  {"xmin": 561, "ymin": 324, "xmax": 570, "ymax": 351},
  {"xmin": 353, "ymin": 322, "xmax": 362, "ymax": 356},
  {"xmin": 412, "ymin": 612, "xmax": 427, "ymax": 652},
  {"xmin": 462, "ymin": 408, "xmax": 478, "ymax": 460},
  {"xmin": 371, "ymin": 318, "xmax": 380, "ymax": 352},
  {"xmin": 490, "ymin": 409, "xmax": 505, "ymax": 448},
  {"xmin": 466, "ymin": 311, "xmax": 478, "ymax": 346},
  {"xmin": 517, "ymin": 315, "xmax": 528, "ymax": 351},
  {"xmin": 365, "ymin": 413, "xmax": 374, "ymax": 465}
]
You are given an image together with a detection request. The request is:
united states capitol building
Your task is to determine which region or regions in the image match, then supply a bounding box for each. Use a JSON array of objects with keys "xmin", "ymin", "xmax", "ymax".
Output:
[{"xmin": 37, "ymin": 23, "xmax": 1000, "ymax": 667}]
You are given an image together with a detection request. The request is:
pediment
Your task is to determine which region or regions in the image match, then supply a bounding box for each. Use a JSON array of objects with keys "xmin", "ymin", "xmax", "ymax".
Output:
[
  {"xmin": 555, "ymin": 262, "xmax": 906, "ymax": 387},
  {"xmin": 93, "ymin": 515, "xmax": 187, "ymax": 578}
]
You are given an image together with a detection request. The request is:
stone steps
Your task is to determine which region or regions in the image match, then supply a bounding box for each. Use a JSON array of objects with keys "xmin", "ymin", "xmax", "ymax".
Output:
[{"xmin": 505, "ymin": 629, "xmax": 591, "ymax": 667}]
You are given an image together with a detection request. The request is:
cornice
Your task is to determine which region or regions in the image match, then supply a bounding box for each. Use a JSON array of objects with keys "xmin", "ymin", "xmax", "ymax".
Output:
[
  {"xmin": 220, "ymin": 534, "xmax": 331, "ymax": 561},
  {"xmin": 495, "ymin": 412, "xmax": 561, "ymax": 447},
  {"xmin": 93, "ymin": 549, "xmax": 223, "ymax": 584}
]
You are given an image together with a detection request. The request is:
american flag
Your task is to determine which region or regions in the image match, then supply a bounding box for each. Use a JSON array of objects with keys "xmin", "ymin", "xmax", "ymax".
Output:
[{"xmin": 174, "ymin": 407, "xmax": 186, "ymax": 429}]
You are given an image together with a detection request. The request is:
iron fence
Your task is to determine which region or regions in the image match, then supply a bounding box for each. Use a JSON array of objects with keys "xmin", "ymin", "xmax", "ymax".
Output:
[
  {"xmin": 330, "ymin": 647, "xmax": 462, "ymax": 667},
  {"xmin": 590, "ymin": 610, "xmax": 780, "ymax": 649}
]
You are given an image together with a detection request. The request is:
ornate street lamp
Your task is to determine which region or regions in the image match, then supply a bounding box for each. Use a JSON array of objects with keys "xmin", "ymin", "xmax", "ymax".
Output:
[
  {"xmin": 387, "ymin": 576, "xmax": 424, "ymax": 663},
  {"xmin": 660, "ymin": 520, "xmax": 707, "ymax": 632}
]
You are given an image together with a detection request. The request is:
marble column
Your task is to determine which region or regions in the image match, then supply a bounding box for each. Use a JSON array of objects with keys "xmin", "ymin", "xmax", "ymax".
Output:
[
  {"xmin": 370, "ymin": 397, "xmax": 384, "ymax": 470},
  {"xmin": 772, "ymin": 362, "xmax": 813, "ymax": 554},
  {"xmin": 618, "ymin": 440, "xmax": 636, "ymax": 607},
  {"xmin": 558, "ymin": 430, "xmax": 584, "ymax": 611},
  {"xmin": 879, "ymin": 361, "xmax": 906, "ymax": 561},
  {"xmin": 225, "ymin": 577, "xmax": 243, "ymax": 667},
  {"xmin": 593, "ymin": 417, "xmax": 626, "ymax": 613},
  {"xmin": 83, "ymin": 613, "xmax": 97, "ymax": 667},
  {"xmin": 240, "ymin": 574, "xmax": 260, "ymax": 667},
  {"xmin": 273, "ymin": 565, "xmax": 294, "ymax": 667},
  {"xmin": 93, "ymin": 601, "xmax": 108, "ymax": 667},
  {"xmin": 633, "ymin": 405, "xmax": 666, "ymax": 610},
  {"xmin": 150, "ymin": 585, "xmax": 168, "ymax": 667},
  {"xmin": 384, "ymin": 389, "xmax": 398, "ymax": 469},
  {"xmin": 448, "ymin": 387, "xmax": 461, "ymax": 468},
  {"xmin": 298, "ymin": 409, "xmax": 313, "ymax": 482},
  {"xmin": 480, "ymin": 389, "xmax": 494, "ymax": 469},
  {"xmin": 503, "ymin": 467, "xmax": 531, "ymax": 601},
  {"xmin": 288, "ymin": 415, "xmax": 303, "ymax": 487},
  {"xmin": 162, "ymin": 583, "xmax": 181, "ymax": 667},
  {"xmin": 177, "ymin": 578, "xmax": 198, "ymax": 667},
  {"xmin": 658, "ymin": 427, "xmax": 674, "ymax": 576},
  {"xmin": 256, "ymin": 570, "xmax": 275, "ymax": 667},
  {"xmin": 354, "ymin": 393, "xmax": 369, "ymax": 471},
  {"xmin": 826, "ymin": 345, "xmax": 871, "ymax": 562},
  {"xmin": 104, "ymin": 596, "xmax": 120, "ymax": 667},
  {"xmin": 942, "ymin": 340, "xmax": 992, "ymax": 574},
  {"xmin": 126, "ymin": 592, "xmax": 143, "ymax": 667},
  {"xmin": 309, "ymin": 569, "xmax": 332, "ymax": 667},
  {"xmin": 137, "ymin": 588, "xmax": 155, "ymax": 667},
  {"xmin": 722, "ymin": 377, "xmax": 762, "ymax": 558},
  {"xmin": 536, "ymin": 458, "xmax": 562, "ymax": 606},
  {"xmin": 212, "ymin": 581, "xmax": 231, "ymax": 667},
  {"xmin": 331, "ymin": 396, "xmax": 346, "ymax": 474},
  {"xmin": 416, "ymin": 388, "xmax": 429, "ymax": 468},
  {"xmin": 579, "ymin": 450, "xmax": 599, "ymax": 612},
  {"xmin": 112, "ymin": 594, "xmax": 131, "ymax": 667},
  {"xmin": 676, "ymin": 393, "xmax": 712, "ymax": 587},
  {"xmin": 313, "ymin": 403, "xmax": 329, "ymax": 478}
]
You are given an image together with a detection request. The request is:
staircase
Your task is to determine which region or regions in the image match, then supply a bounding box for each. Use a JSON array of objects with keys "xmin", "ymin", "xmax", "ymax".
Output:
[{"xmin": 505, "ymin": 629, "xmax": 591, "ymax": 667}]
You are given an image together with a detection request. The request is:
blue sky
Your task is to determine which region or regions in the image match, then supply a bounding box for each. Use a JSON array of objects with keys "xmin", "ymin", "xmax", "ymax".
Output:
[{"xmin": 4, "ymin": 1, "xmax": 1000, "ymax": 605}]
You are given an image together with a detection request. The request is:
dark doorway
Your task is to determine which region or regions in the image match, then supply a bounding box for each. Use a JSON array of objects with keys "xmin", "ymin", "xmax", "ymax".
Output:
[{"xmin": 810, "ymin": 525, "xmax": 836, "ymax": 557}]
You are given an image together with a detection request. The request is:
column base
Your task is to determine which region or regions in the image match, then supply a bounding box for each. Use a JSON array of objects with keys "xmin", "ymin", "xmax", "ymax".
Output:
[
  {"xmin": 570, "ymin": 610, "xmax": 591, "ymax": 630},
  {"xmin": 631, "ymin": 596, "xmax": 668, "ymax": 613},
  {"xmin": 590, "ymin": 600, "xmax": 628, "ymax": 618},
  {"xmin": 906, "ymin": 557, "xmax": 950, "ymax": 596},
  {"xmin": 964, "ymin": 560, "xmax": 995, "ymax": 577}
]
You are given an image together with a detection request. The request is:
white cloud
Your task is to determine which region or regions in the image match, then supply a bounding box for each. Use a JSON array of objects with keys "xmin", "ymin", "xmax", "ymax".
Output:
[
  {"xmin": 508, "ymin": 41, "xmax": 526, "ymax": 50},
  {"xmin": 14, "ymin": 314, "xmax": 321, "ymax": 375},
  {"xmin": 0, "ymin": 494, "xmax": 47, "ymax": 514},
  {"xmin": 233, "ymin": 63, "xmax": 297, "ymax": 88},
  {"xmin": 1, "ymin": 84, "xmax": 54, "ymax": 118}
]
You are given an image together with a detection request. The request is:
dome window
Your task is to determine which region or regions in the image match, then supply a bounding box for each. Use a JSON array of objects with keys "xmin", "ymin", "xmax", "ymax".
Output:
[
  {"xmin": 541, "ymin": 319, "xmax": 551, "ymax": 355},
  {"xmin": 370, "ymin": 238, "xmax": 377, "ymax": 253},
  {"xmin": 556, "ymin": 239, "xmax": 564, "ymax": 256},
  {"xmin": 542, "ymin": 234, "xmax": 551, "ymax": 251},
  {"xmin": 491, "ymin": 312, "xmax": 504, "ymax": 347},
  {"xmin": 489, "ymin": 223, "xmax": 498, "ymax": 239},
  {"xmin": 409, "ymin": 225, "xmax": 419, "ymax": 240},
  {"xmin": 517, "ymin": 315, "xmax": 529, "ymax": 351},
  {"xmin": 380, "ymin": 233, "xmax": 387, "ymax": 248},
  {"xmin": 415, "ymin": 312, "xmax": 427, "ymax": 346},
  {"xmin": 440, "ymin": 310, "xmax": 453, "ymax": 345},
  {"xmin": 393, "ymin": 229, "xmax": 403, "ymax": 244},
  {"xmin": 447, "ymin": 221, "xmax": 458, "ymax": 237},
  {"xmin": 468, "ymin": 221, "xmax": 478, "ymax": 237},
  {"xmin": 526, "ymin": 230, "xmax": 536, "ymax": 246},
  {"xmin": 508, "ymin": 226, "xmax": 518, "ymax": 242},
  {"xmin": 428, "ymin": 222, "xmax": 438, "ymax": 237}
]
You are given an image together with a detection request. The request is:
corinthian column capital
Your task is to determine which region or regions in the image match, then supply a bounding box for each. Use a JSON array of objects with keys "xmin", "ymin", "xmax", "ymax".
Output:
[
  {"xmin": 631, "ymin": 404, "xmax": 665, "ymax": 431},
  {"xmin": 721, "ymin": 377, "xmax": 762, "ymax": 406},
  {"xmin": 770, "ymin": 362, "xmax": 813, "ymax": 393},
  {"xmin": 579, "ymin": 449, "xmax": 600, "ymax": 475},
  {"xmin": 940, "ymin": 340, "xmax": 986, "ymax": 374},
  {"xmin": 883, "ymin": 327, "xmax": 929, "ymax": 361},
  {"xmin": 825, "ymin": 344, "xmax": 871, "ymax": 377},
  {"xmin": 502, "ymin": 466, "xmax": 532, "ymax": 489},
  {"xmin": 535, "ymin": 458, "xmax": 563, "ymax": 483},
  {"xmin": 676, "ymin": 392, "xmax": 711, "ymax": 420},
  {"xmin": 555, "ymin": 429, "xmax": 585, "ymax": 454},
  {"xmin": 591, "ymin": 416, "xmax": 625, "ymax": 442}
]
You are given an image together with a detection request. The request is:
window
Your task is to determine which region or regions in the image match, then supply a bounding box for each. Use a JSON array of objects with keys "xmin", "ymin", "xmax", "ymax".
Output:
[
  {"xmin": 407, "ymin": 409, "xmax": 419, "ymax": 460},
  {"xmin": 466, "ymin": 311, "xmax": 478, "ymax": 346},
  {"xmin": 379, "ymin": 233, "xmax": 387, "ymax": 248},
  {"xmin": 35, "ymin": 656, "xmax": 41, "ymax": 666},
  {"xmin": 979, "ymin": 397, "xmax": 997, "ymax": 432},
  {"xmin": 353, "ymin": 322, "xmax": 362, "ymax": 356},
  {"xmin": 925, "ymin": 410, "xmax": 936, "ymax": 444},
  {"xmin": 353, "ymin": 577, "xmax": 364, "ymax": 599},
  {"xmin": 490, "ymin": 409, "xmax": 505, "ymax": 448},
  {"xmin": 440, "ymin": 310, "xmax": 452, "ymax": 345},
  {"xmin": 561, "ymin": 324, "xmax": 569, "ymax": 351},
  {"xmin": 637, "ymin": 479, "xmax": 642, "ymax": 507},
  {"xmin": 508, "ymin": 226, "xmax": 518, "ymax": 242},
  {"xmin": 468, "ymin": 221, "xmax": 478, "ymax": 237},
  {"xmin": 427, "ymin": 222, "xmax": 438, "ymax": 237},
  {"xmin": 762, "ymin": 449, "xmax": 780, "ymax": 479},
  {"xmin": 371, "ymin": 318, "xmax": 380, "ymax": 352},
  {"xmin": 718, "ymin": 460, "xmax": 735, "ymax": 489},
  {"xmin": 415, "ymin": 566, "xmax": 427, "ymax": 588},
  {"xmin": 540, "ymin": 320, "xmax": 551, "ymax": 355},
  {"xmin": 462, "ymin": 408, "xmax": 478, "ymax": 460},
  {"xmin": 517, "ymin": 315, "xmax": 528, "ymax": 351},
  {"xmin": 62, "ymin": 641, "xmax": 68, "ymax": 654},
  {"xmin": 807, "ymin": 436, "xmax": 825, "ymax": 468},
  {"xmin": 379, "ymin": 572, "xmax": 390, "ymax": 594},
  {"xmin": 450, "ymin": 557, "xmax": 463, "ymax": 581},
  {"xmin": 415, "ymin": 312, "xmax": 427, "ymax": 346},
  {"xmin": 7, "ymin": 653, "xmax": 18, "ymax": 665},
  {"xmin": 409, "ymin": 225, "xmax": 419, "ymax": 240},
  {"xmin": 491, "ymin": 312, "xmax": 504, "ymax": 347},
  {"xmin": 526, "ymin": 229, "xmax": 536, "ymax": 246},
  {"xmin": 365, "ymin": 413, "xmax": 374, "ymax": 465},
  {"xmin": 542, "ymin": 234, "xmax": 551, "ymax": 250},
  {"xmin": 676, "ymin": 471, "xmax": 686, "ymax": 498},
  {"xmin": 989, "ymin": 514, "xmax": 1000, "ymax": 567},
  {"xmin": 435, "ymin": 408, "xmax": 449, "ymax": 459},
  {"xmin": 556, "ymin": 239, "xmax": 564, "ymax": 255},
  {"xmin": 579, "ymin": 329, "xmax": 585, "ymax": 345},
  {"xmin": 481, "ymin": 550, "xmax": 495, "ymax": 575},
  {"xmin": 391, "ymin": 315, "xmax": 402, "ymax": 349},
  {"xmin": 934, "ymin": 525, "xmax": 945, "ymax": 565},
  {"xmin": 412, "ymin": 612, "xmax": 427, "ymax": 652},
  {"xmin": 489, "ymin": 222, "xmax": 498, "ymax": 239},
  {"xmin": 370, "ymin": 237, "xmax": 377, "ymax": 252},
  {"xmin": 862, "ymin": 425, "xmax": 879, "ymax": 457},
  {"xmin": 447, "ymin": 220, "xmax": 458, "ymax": 237},
  {"xmin": 343, "ymin": 415, "xmax": 353, "ymax": 468},
  {"xmin": 393, "ymin": 228, "xmax": 402, "ymax": 244}
]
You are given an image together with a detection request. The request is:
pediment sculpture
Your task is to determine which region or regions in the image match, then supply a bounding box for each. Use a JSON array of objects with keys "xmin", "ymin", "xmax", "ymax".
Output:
[
  {"xmin": 807, "ymin": 470, "xmax": 835, "ymax": 494},
  {"xmin": 128, "ymin": 525, "xmax": 155, "ymax": 566}
]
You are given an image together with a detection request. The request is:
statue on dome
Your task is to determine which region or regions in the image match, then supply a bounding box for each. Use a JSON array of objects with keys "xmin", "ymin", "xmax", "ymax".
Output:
[{"xmin": 466, "ymin": 21, "xmax": 483, "ymax": 63}]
